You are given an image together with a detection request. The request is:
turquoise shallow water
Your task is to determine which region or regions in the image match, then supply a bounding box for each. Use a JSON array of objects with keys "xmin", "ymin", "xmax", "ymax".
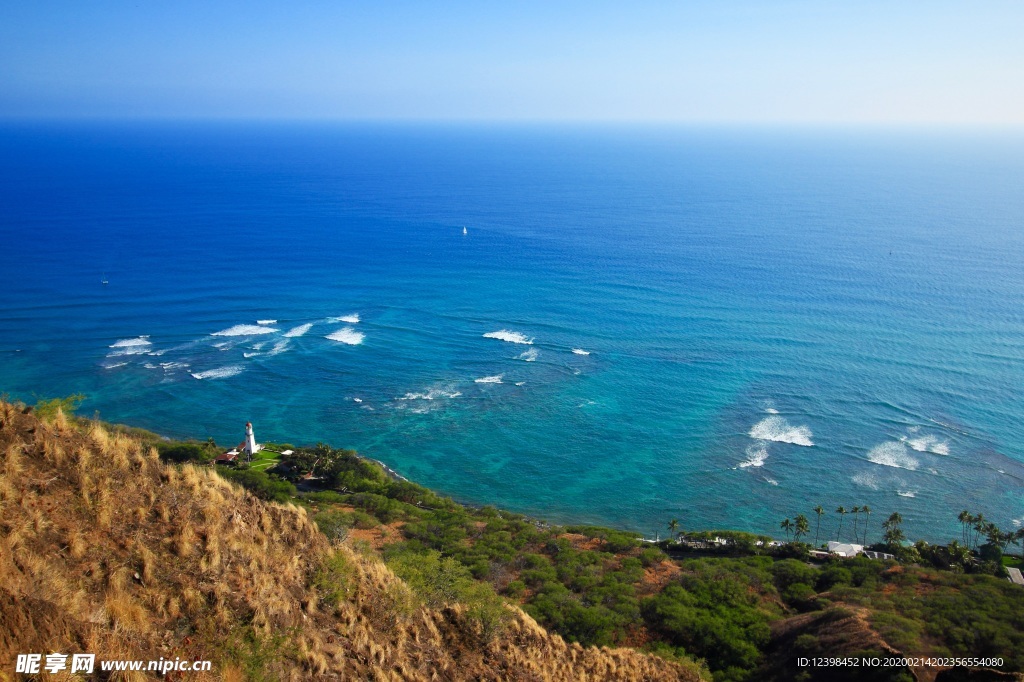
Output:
[{"xmin": 2, "ymin": 123, "xmax": 1023, "ymax": 543}]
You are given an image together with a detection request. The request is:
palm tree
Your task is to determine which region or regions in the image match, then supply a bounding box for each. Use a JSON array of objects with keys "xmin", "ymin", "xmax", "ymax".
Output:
[
  {"xmin": 780, "ymin": 518, "xmax": 794, "ymax": 541},
  {"xmin": 883, "ymin": 512, "xmax": 905, "ymax": 549},
  {"xmin": 813, "ymin": 505, "xmax": 825, "ymax": 546},
  {"xmin": 851, "ymin": 506, "xmax": 861, "ymax": 541},
  {"xmin": 861, "ymin": 505, "xmax": 871, "ymax": 545},
  {"xmin": 1010, "ymin": 528, "xmax": 1024, "ymax": 559},
  {"xmin": 972, "ymin": 513, "xmax": 986, "ymax": 550},
  {"xmin": 958, "ymin": 510, "xmax": 972, "ymax": 546},
  {"xmin": 794, "ymin": 514, "xmax": 810, "ymax": 543},
  {"xmin": 836, "ymin": 506, "xmax": 848, "ymax": 542},
  {"xmin": 667, "ymin": 518, "xmax": 679, "ymax": 542}
]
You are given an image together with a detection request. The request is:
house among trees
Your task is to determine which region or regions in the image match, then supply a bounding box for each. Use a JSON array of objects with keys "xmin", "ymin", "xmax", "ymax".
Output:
[
  {"xmin": 826, "ymin": 541, "xmax": 895, "ymax": 561},
  {"xmin": 827, "ymin": 541, "xmax": 863, "ymax": 558}
]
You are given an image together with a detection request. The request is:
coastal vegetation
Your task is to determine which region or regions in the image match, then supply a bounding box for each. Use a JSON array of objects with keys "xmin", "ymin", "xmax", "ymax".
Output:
[
  {"xmin": 0, "ymin": 399, "xmax": 698, "ymax": 681},
  {"xmin": 6, "ymin": 394, "xmax": 1024, "ymax": 681}
]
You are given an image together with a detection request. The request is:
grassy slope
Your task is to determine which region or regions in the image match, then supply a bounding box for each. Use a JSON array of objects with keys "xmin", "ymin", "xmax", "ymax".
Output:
[
  {"xmin": 0, "ymin": 402, "xmax": 703, "ymax": 681},
  {"xmin": 8, "ymin": 400, "xmax": 1024, "ymax": 681}
]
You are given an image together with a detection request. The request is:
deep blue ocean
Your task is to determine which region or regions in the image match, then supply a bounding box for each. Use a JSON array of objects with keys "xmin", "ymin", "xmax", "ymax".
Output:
[{"xmin": 2, "ymin": 123, "xmax": 1023, "ymax": 543}]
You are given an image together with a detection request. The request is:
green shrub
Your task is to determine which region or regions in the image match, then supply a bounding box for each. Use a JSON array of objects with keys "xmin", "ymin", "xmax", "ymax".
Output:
[
  {"xmin": 220, "ymin": 468, "xmax": 296, "ymax": 503},
  {"xmin": 313, "ymin": 510, "xmax": 353, "ymax": 542},
  {"xmin": 771, "ymin": 559, "xmax": 818, "ymax": 591},
  {"xmin": 33, "ymin": 393, "xmax": 85, "ymax": 421},
  {"xmin": 157, "ymin": 441, "xmax": 215, "ymax": 464}
]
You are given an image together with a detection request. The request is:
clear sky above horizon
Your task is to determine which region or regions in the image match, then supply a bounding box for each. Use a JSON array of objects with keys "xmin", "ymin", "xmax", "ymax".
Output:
[{"xmin": 1, "ymin": 1, "xmax": 1022, "ymax": 125}]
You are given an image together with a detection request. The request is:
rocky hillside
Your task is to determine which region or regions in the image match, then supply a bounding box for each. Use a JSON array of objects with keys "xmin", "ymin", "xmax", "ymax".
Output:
[{"xmin": 0, "ymin": 402, "xmax": 704, "ymax": 681}]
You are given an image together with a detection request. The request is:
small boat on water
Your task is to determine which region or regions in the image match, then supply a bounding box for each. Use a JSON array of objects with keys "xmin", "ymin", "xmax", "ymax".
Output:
[{"xmin": 462, "ymin": 226, "xmax": 467, "ymax": 235}]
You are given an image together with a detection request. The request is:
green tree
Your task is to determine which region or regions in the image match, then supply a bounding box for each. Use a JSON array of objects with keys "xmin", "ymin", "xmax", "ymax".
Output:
[
  {"xmin": 794, "ymin": 514, "xmax": 810, "ymax": 543},
  {"xmin": 972, "ymin": 513, "xmax": 986, "ymax": 551},
  {"xmin": 851, "ymin": 506, "xmax": 861, "ymax": 541},
  {"xmin": 861, "ymin": 505, "xmax": 872, "ymax": 545},
  {"xmin": 836, "ymin": 506, "xmax": 848, "ymax": 542},
  {"xmin": 883, "ymin": 512, "xmax": 905, "ymax": 549},
  {"xmin": 958, "ymin": 510, "xmax": 972, "ymax": 546},
  {"xmin": 780, "ymin": 518, "xmax": 793, "ymax": 541},
  {"xmin": 813, "ymin": 505, "xmax": 825, "ymax": 546},
  {"xmin": 667, "ymin": 518, "xmax": 679, "ymax": 541}
]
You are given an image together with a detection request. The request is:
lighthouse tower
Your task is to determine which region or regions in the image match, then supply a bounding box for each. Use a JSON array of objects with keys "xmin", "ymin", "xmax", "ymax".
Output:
[{"xmin": 243, "ymin": 421, "xmax": 259, "ymax": 461}]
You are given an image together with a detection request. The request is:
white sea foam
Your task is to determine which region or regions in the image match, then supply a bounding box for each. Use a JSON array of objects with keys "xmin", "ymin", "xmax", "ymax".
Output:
[
  {"xmin": 283, "ymin": 323, "xmax": 313, "ymax": 338},
  {"xmin": 108, "ymin": 336, "xmax": 152, "ymax": 356},
  {"xmin": 191, "ymin": 365, "xmax": 244, "ymax": 380},
  {"xmin": 515, "ymin": 381, "xmax": 526, "ymax": 386},
  {"xmin": 749, "ymin": 416, "xmax": 814, "ymax": 447},
  {"xmin": 212, "ymin": 324, "xmax": 278, "ymax": 336},
  {"xmin": 739, "ymin": 443, "xmax": 769, "ymax": 468},
  {"xmin": 326, "ymin": 327, "xmax": 365, "ymax": 345},
  {"xmin": 159, "ymin": 362, "xmax": 189, "ymax": 370},
  {"xmin": 904, "ymin": 434, "xmax": 950, "ymax": 456},
  {"xmin": 867, "ymin": 442, "xmax": 919, "ymax": 471},
  {"xmin": 252, "ymin": 342, "xmax": 267, "ymax": 351},
  {"xmin": 334, "ymin": 313, "xmax": 360, "ymax": 324},
  {"xmin": 475, "ymin": 375, "xmax": 503, "ymax": 384},
  {"xmin": 257, "ymin": 319, "xmax": 277, "ymax": 325},
  {"xmin": 102, "ymin": 361, "xmax": 128, "ymax": 369},
  {"xmin": 571, "ymin": 348, "xmax": 590, "ymax": 355},
  {"xmin": 353, "ymin": 398, "xmax": 363, "ymax": 403},
  {"xmin": 399, "ymin": 389, "xmax": 462, "ymax": 400},
  {"xmin": 896, "ymin": 490, "xmax": 917, "ymax": 498},
  {"xmin": 765, "ymin": 407, "xmax": 779, "ymax": 414},
  {"xmin": 483, "ymin": 330, "xmax": 533, "ymax": 345},
  {"xmin": 763, "ymin": 477, "xmax": 779, "ymax": 486},
  {"xmin": 519, "ymin": 348, "xmax": 539, "ymax": 362},
  {"xmin": 110, "ymin": 336, "xmax": 150, "ymax": 348},
  {"xmin": 852, "ymin": 471, "xmax": 880, "ymax": 490},
  {"xmin": 268, "ymin": 339, "xmax": 290, "ymax": 355}
]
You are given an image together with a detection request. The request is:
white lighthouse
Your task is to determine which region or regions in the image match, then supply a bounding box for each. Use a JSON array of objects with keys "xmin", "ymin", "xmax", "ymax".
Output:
[{"xmin": 243, "ymin": 421, "xmax": 259, "ymax": 461}]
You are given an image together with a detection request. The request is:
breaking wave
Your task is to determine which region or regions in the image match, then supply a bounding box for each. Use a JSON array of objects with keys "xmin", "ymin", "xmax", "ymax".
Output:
[
  {"xmin": 867, "ymin": 442, "xmax": 919, "ymax": 471},
  {"xmin": 739, "ymin": 443, "xmax": 769, "ymax": 468},
  {"xmin": 212, "ymin": 324, "xmax": 278, "ymax": 336},
  {"xmin": 749, "ymin": 416, "xmax": 814, "ymax": 447},
  {"xmin": 257, "ymin": 319, "xmax": 277, "ymax": 325},
  {"xmin": 191, "ymin": 365, "xmax": 244, "ymax": 380},
  {"xmin": 108, "ymin": 336, "xmax": 152, "ymax": 356},
  {"xmin": 904, "ymin": 434, "xmax": 950, "ymax": 456},
  {"xmin": 852, "ymin": 471, "xmax": 880, "ymax": 490},
  {"xmin": 475, "ymin": 375, "xmax": 503, "ymax": 384},
  {"xmin": 283, "ymin": 323, "xmax": 313, "ymax": 338},
  {"xmin": 483, "ymin": 330, "xmax": 533, "ymax": 344},
  {"xmin": 519, "ymin": 348, "xmax": 539, "ymax": 362},
  {"xmin": 896, "ymin": 490, "xmax": 917, "ymax": 498},
  {"xmin": 331, "ymin": 314, "xmax": 360, "ymax": 324},
  {"xmin": 326, "ymin": 328, "xmax": 365, "ymax": 345},
  {"xmin": 399, "ymin": 389, "xmax": 462, "ymax": 400},
  {"xmin": 571, "ymin": 348, "xmax": 590, "ymax": 355}
]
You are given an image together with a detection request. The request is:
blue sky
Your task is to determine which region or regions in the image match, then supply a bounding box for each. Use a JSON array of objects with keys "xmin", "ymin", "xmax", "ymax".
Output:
[{"xmin": 1, "ymin": 1, "xmax": 1021, "ymax": 124}]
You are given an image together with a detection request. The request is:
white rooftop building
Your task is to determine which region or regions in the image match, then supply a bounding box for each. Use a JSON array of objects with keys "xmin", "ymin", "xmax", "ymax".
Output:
[{"xmin": 827, "ymin": 541, "xmax": 864, "ymax": 558}]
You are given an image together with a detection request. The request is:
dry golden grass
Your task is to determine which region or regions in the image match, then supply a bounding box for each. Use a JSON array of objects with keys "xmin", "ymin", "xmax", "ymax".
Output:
[{"xmin": 0, "ymin": 402, "xmax": 704, "ymax": 681}]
